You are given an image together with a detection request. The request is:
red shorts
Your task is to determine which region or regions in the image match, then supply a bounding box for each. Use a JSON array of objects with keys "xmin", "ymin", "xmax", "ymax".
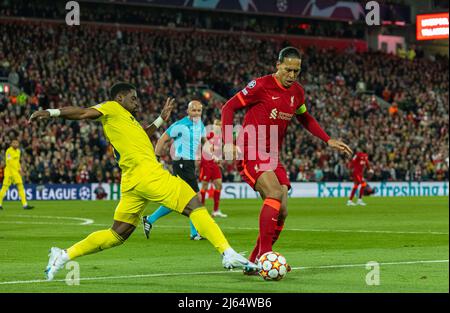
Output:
[
  {"xmin": 353, "ymin": 174, "xmax": 365, "ymax": 184},
  {"xmin": 237, "ymin": 158, "xmax": 291, "ymax": 190},
  {"xmin": 199, "ymin": 163, "xmax": 222, "ymax": 182}
]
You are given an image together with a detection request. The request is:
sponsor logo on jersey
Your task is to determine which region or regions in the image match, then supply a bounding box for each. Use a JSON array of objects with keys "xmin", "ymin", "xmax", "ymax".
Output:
[
  {"xmin": 269, "ymin": 108, "xmax": 293, "ymax": 121},
  {"xmin": 242, "ymin": 88, "xmax": 248, "ymax": 95},
  {"xmin": 247, "ymin": 80, "xmax": 256, "ymax": 89}
]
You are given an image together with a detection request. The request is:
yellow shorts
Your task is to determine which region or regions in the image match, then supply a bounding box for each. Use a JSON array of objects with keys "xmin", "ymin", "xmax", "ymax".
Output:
[
  {"xmin": 113, "ymin": 166, "xmax": 197, "ymax": 227},
  {"xmin": 2, "ymin": 172, "xmax": 23, "ymax": 186}
]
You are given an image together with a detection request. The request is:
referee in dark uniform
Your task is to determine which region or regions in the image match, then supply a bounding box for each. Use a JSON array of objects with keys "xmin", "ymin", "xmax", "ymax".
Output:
[{"xmin": 143, "ymin": 100, "xmax": 206, "ymax": 240}]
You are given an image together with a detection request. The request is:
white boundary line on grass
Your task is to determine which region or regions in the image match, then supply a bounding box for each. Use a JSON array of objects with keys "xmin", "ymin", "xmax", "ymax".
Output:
[
  {"xmin": 98, "ymin": 223, "xmax": 449, "ymax": 235},
  {"xmin": 4, "ymin": 214, "xmax": 94, "ymax": 225},
  {"xmin": 0, "ymin": 219, "xmax": 447, "ymax": 235},
  {"xmin": 0, "ymin": 259, "xmax": 447, "ymax": 285}
]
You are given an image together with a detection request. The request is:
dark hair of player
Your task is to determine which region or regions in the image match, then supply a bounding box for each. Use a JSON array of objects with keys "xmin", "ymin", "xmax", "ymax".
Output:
[
  {"xmin": 110, "ymin": 82, "xmax": 136, "ymax": 99},
  {"xmin": 278, "ymin": 46, "xmax": 301, "ymax": 63}
]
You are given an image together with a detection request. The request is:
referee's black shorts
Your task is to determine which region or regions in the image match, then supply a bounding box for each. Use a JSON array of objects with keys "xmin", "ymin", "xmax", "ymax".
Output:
[{"xmin": 172, "ymin": 159, "xmax": 199, "ymax": 193}]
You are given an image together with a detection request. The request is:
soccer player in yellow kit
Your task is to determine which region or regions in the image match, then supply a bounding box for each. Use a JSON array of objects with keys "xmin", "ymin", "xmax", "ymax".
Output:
[
  {"xmin": 29, "ymin": 82, "xmax": 256, "ymax": 281},
  {"xmin": 0, "ymin": 140, "xmax": 33, "ymax": 210}
]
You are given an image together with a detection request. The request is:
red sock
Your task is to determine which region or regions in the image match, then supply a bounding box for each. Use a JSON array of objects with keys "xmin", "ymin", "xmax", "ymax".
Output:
[
  {"xmin": 257, "ymin": 198, "xmax": 281, "ymax": 257},
  {"xmin": 359, "ymin": 183, "xmax": 366, "ymax": 199},
  {"xmin": 272, "ymin": 222, "xmax": 284, "ymax": 246},
  {"xmin": 349, "ymin": 185, "xmax": 358, "ymax": 200},
  {"xmin": 200, "ymin": 189, "xmax": 206, "ymax": 205},
  {"xmin": 213, "ymin": 189, "xmax": 221, "ymax": 212},
  {"xmin": 249, "ymin": 235, "xmax": 260, "ymax": 263}
]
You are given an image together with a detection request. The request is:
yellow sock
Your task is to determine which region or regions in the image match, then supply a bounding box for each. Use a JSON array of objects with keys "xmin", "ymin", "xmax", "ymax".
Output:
[
  {"xmin": 189, "ymin": 207, "xmax": 230, "ymax": 254},
  {"xmin": 67, "ymin": 229, "xmax": 124, "ymax": 260},
  {"xmin": 0, "ymin": 184, "xmax": 9, "ymax": 206},
  {"xmin": 17, "ymin": 184, "xmax": 27, "ymax": 207}
]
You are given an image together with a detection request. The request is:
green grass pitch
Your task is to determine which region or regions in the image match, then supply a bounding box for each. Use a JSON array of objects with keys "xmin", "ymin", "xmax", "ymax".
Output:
[{"xmin": 0, "ymin": 196, "xmax": 448, "ymax": 293}]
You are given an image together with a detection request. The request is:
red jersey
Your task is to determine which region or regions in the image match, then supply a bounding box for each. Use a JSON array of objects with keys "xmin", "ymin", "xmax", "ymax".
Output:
[
  {"xmin": 349, "ymin": 152, "xmax": 370, "ymax": 176},
  {"xmin": 222, "ymin": 73, "xmax": 330, "ymax": 188},
  {"xmin": 225, "ymin": 75, "xmax": 304, "ymax": 153},
  {"xmin": 200, "ymin": 131, "xmax": 222, "ymax": 181},
  {"xmin": 201, "ymin": 131, "xmax": 221, "ymax": 167}
]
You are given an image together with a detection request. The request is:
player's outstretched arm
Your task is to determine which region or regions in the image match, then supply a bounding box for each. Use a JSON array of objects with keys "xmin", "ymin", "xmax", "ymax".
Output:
[
  {"xmin": 144, "ymin": 97, "xmax": 175, "ymax": 138},
  {"xmin": 29, "ymin": 107, "xmax": 101, "ymax": 122}
]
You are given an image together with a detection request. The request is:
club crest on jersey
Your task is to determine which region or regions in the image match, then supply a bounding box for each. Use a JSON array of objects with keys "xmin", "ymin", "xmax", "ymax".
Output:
[
  {"xmin": 242, "ymin": 88, "xmax": 248, "ymax": 95},
  {"xmin": 269, "ymin": 108, "xmax": 278, "ymax": 119},
  {"xmin": 247, "ymin": 80, "xmax": 256, "ymax": 89}
]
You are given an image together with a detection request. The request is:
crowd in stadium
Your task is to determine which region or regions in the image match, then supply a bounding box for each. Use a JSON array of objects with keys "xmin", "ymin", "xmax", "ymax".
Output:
[
  {"xmin": 0, "ymin": 0, "xmax": 366, "ymax": 39},
  {"xmin": 0, "ymin": 21, "xmax": 448, "ymax": 184}
]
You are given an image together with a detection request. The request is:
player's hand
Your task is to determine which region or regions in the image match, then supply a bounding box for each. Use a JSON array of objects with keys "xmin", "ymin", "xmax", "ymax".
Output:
[
  {"xmin": 160, "ymin": 97, "xmax": 176, "ymax": 122},
  {"xmin": 327, "ymin": 139, "xmax": 353, "ymax": 157},
  {"xmin": 29, "ymin": 110, "xmax": 50, "ymax": 123}
]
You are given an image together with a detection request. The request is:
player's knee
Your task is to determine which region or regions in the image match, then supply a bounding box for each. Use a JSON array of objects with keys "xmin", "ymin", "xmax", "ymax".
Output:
[
  {"xmin": 182, "ymin": 195, "xmax": 203, "ymax": 217},
  {"xmin": 111, "ymin": 221, "xmax": 135, "ymax": 241},
  {"xmin": 215, "ymin": 182, "xmax": 222, "ymax": 190}
]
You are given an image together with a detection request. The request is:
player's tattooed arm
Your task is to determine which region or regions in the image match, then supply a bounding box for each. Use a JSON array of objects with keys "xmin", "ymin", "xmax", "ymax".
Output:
[
  {"xmin": 144, "ymin": 97, "xmax": 175, "ymax": 138},
  {"xmin": 29, "ymin": 107, "xmax": 101, "ymax": 122}
]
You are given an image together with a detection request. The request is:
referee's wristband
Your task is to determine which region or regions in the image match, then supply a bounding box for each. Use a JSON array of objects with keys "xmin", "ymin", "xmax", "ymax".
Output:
[
  {"xmin": 153, "ymin": 116, "xmax": 164, "ymax": 128},
  {"xmin": 46, "ymin": 109, "xmax": 61, "ymax": 117}
]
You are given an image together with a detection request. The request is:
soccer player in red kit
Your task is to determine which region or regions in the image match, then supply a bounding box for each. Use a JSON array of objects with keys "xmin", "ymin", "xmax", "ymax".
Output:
[
  {"xmin": 200, "ymin": 119, "xmax": 227, "ymax": 218},
  {"xmin": 347, "ymin": 152, "xmax": 371, "ymax": 206},
  {"xmin": 221, "ymin": 47, "xmax": 352, "ymax": 273}
]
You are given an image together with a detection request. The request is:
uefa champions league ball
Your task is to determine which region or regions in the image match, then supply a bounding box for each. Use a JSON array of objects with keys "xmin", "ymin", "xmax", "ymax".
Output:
[{"xmin": 257, "ymin": 251, "xmax": 289, "ymax": 281}]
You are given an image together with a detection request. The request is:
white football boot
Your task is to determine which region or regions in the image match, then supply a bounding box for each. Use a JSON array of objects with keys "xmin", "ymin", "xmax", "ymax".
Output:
[
  {"xmin": 357, "ymin": 199, "xmax": 367, "ymax": 206},
  {"xmin": 212, "ymin": 210, "xmax": 228, "ymax": 218},
  {"xmin": 45, "ymin": 247, "xmax": 69, "ymax": 281},
  {"xmin": 346, "ymin": 200, "xmax": 356, "ymax": 206},
  {"xmin": 222, "ymin": 248, "xmax": 259, "ymax": 271}
]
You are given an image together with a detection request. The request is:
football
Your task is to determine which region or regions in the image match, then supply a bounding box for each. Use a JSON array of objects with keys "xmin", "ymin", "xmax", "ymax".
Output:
[{"xmin": 258, "ymin": 251, "xmax": 289, "ymax": 281}]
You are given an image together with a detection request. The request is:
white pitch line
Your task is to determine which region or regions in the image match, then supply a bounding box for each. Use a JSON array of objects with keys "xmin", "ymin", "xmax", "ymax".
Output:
[
  {"xmin": 1, "ymin": 219, "xmax": 447, "ymax": 235},
  {"xmin": 0, "ymin": 221, "xmax": 84, "ymax": 226},
  {"xmin": 0, "ymin": 259, "xmax": 447, "ymax": 286},
  {"xmin": 137, "ymin": 224, "xmax": 450, "ymax": 236},
  {"xmin": 7, "ymin": 214, "xmax": 94, "ymax": 225}
]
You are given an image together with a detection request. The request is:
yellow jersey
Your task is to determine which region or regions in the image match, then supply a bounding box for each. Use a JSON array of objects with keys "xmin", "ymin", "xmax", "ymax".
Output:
[
  {"xmin": 4, "ymin": 147, "xmax": 21, "ymax": 174},
  {"xmin": 92, "ymin": 101, "xmax": 159, "ymax": 192}
]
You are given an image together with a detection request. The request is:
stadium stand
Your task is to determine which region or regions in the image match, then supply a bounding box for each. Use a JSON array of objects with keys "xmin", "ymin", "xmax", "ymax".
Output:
[{"xmin": 0, "ymin": 11, "xmax": 448, "ymax": 184}]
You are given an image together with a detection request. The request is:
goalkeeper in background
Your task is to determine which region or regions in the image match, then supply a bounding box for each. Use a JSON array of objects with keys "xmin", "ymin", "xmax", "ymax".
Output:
[{"xmin": 0, "ymin": 139, "xmax": 34, "ymax": 210}]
